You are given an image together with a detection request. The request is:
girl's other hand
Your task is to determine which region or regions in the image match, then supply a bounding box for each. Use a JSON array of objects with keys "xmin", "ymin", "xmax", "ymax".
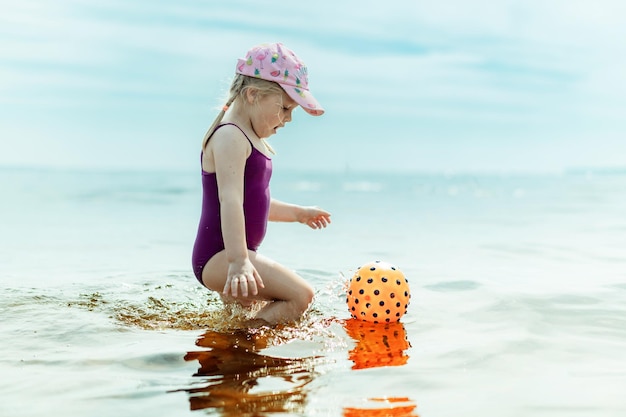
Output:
[
  {"xmin": 298, "ymin": 206, "xmax": 331, "ymax": 230},
  {"xmin": 223, "ymin": 258, "xmax": 264, "ymax": 298}
]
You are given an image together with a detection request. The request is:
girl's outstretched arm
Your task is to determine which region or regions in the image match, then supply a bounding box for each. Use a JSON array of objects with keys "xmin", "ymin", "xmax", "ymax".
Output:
[{"xmin": 269, "ymin": 199, "xmax": 331, "ymax": 229}]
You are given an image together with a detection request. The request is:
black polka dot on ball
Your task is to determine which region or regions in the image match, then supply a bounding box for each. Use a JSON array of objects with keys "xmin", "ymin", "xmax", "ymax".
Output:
[
  {"xmin": 390, "ymin": 293, "xmax": 395, "ymax": 298},
  {"xmin": 373, "ymin": 313, "xmax": 378, "ymax": 318},
  {"xmin": 359, "ymin": 289, "xmax": 364, "ymax": 295},
  {"xmin": 370, "ymin": 267, "xmax": 376, "ymax": 271},
  {"xmin": 379, "ymin": 301, "xmax": 385, "ymax": 306},
  {"xmin": 396, "ymin": 280, "xmax": 402, "ymax": 285},
  {"xmin": 374, "ymin": 290, "xmax": 380, "ymax": 295},
  {"xmin": 381, "ymin": 277, "xmax": 388, "ymax": 282},
  {"xmin": 367, "ymin": 278, "xmax": 373, "ymax": 284}
]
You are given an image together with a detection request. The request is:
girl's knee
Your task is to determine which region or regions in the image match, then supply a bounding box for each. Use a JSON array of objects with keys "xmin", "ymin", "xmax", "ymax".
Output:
[{"xmin": 294, "ymin": 282, "xmax": 315, "ymax": 313}]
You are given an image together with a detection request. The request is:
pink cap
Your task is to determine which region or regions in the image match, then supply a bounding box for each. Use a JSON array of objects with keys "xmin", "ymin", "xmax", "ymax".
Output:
[{"xmin": 236, "ymin": 42, "xmax": 324, "ymax": 116}]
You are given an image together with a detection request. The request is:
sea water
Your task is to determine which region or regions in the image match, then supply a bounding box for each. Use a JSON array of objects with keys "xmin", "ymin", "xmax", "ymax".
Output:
[{"xmin": 1, "ymin": 166, "xmax": 626, "ymax": 417}]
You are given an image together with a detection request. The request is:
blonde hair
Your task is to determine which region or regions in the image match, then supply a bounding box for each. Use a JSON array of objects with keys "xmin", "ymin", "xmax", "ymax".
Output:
[{"xmin": 201, "ymin": 74, "xmax": 284, "ymax": 152}]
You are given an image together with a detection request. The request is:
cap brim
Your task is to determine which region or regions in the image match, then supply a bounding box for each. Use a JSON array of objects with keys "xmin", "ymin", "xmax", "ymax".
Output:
[{"xmin": 279, "ymin": 84, "xmax": 324, "ymax": 116}]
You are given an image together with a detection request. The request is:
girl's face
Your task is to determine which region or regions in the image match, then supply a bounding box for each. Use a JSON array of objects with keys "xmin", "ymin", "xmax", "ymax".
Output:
[{"xmin": 249, "ymin": 90, "xmax": 297, "ymax": 139}]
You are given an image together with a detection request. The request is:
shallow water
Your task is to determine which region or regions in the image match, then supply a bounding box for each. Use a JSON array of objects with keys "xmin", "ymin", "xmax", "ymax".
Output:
[{"xmin": 2, "ymin": 167, "xmax": 626, "ymax": 416}]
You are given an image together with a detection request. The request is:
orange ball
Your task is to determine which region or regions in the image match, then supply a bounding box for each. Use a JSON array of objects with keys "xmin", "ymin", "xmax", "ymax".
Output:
[{"xmin": 346, "ymin": 260, "xmax": 411, "ymax": 323}]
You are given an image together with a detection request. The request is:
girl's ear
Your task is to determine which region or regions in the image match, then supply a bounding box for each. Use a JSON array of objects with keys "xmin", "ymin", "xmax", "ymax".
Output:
[{"xmin": 244, "ymin": 87, "xmax": 257, "ymax": 104}]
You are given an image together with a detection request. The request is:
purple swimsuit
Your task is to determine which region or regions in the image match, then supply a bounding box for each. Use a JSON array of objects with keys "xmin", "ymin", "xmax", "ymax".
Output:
[{"xmin": 192, "ymin": 123, "xmax": 272, "ymax": 283}]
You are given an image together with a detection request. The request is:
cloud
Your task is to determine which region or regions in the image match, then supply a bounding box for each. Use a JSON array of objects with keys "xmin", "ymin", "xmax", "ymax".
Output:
[{"xmin": 1, "ymin": 0, "xmax": 625, "ymax": 171}]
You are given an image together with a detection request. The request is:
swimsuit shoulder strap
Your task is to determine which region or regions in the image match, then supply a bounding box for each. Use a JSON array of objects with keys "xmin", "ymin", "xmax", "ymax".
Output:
[
  {"xmin": 214, "ymin": 123, "xmax": 254, "ymax": 146},
  {"xmin": 201, "ymin": 123, "xmax": 255, "ymax": 165}
]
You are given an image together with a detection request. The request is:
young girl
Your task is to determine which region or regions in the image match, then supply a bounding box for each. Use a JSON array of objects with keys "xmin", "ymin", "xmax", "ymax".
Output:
[{"xmin": 192, "ymin": 43, "xmax": 331, "ymax": 325}]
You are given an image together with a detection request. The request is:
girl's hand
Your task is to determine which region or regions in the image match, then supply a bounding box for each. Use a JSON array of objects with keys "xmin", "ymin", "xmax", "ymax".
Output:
[
  {"xmin": 223, "ymin": 258, "xmax": 264, "ymax": 298},
  {"xmin": 298, "ymin": 206, "xmax": 332, "ymax": 230}
]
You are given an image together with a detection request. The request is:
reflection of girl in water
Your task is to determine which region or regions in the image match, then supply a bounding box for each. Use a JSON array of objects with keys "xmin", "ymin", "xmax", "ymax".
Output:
[{"xmin": 181, "ymin": 328, "xmax": 319, "ymax": 414}]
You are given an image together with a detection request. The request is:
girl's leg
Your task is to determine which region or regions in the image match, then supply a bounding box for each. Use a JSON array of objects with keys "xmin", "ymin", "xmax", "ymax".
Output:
[{"xmin": 201, "ymin": 250, "xmax": 314, "ymax": 324}]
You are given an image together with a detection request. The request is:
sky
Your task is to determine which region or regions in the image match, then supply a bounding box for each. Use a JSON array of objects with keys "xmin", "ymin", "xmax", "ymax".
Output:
[{"xmin": 1, "ymin": 0, "xmax": 626, "ymax": 173}]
